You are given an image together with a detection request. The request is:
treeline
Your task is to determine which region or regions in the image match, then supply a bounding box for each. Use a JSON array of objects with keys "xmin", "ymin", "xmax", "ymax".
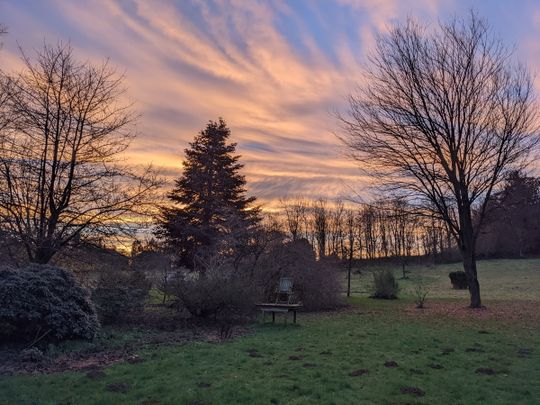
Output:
[
  {"xmin": 272, "ymin": 170, "xmax": 540, "ymax": 262},
  {"xmin": 275, "ymin": 197, "xmax": 450, "ymax": 261},
  {"xmin": 479, "ymin": 172, "xmax": 540, "ymax": 258}
]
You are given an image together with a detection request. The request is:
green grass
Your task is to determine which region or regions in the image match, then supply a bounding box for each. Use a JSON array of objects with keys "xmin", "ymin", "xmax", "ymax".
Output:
[
  {"xmin": 1, "ymin": 258, "xmax": 539, "ymax": 405},
  {"xmin": 346, "ymin": 258, "xmax": 540, "ymax": 300}
]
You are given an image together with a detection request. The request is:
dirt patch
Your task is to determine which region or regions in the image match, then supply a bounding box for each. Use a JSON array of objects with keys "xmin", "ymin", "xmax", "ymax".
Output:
[
  {"xmin": 319, "ymin": 350, "xmax": 332, "ymax": 355},
  {"xmin": 247, "ymin": 349, "xmax": 262, "ymax": 358},
  {"xmin": 475, "ymin": 367, "xmax": 497, "ymax": 376},
  {"xmin": 465, "ymin": 347, "xmax": 485, "ymax": 353},
  {"xmin": 142, "ymin": 400, "xmax": 160, "ymax": 405},
  {"xmin": 126, "ymin": 354, "xmax": 145, "ymax": 364},
  {"xmin": 428, "ymin": 363, "xmax": 444, "ymax": 369},
  {"xmin": 518, "ymin": 348, "xmax": 533, "ymax": 357},
  {"xmin": 349, "ymin": 369, "xmax": 369, "ymax": 377},
  {"xmin": 403, "ymin": 301, "xmax": 540, "ymax": 324},
  {"xmin": 441, "ymin": 348, "xmax": 455, "ymax": 355},
  {"xmin": 197, "ymin": 382, "xmax": 211, "ymax": 388},
  {"xmin": 106, "ymin": 382, "xmax": 132, "ymax": 393},
  {"xmin": 409, "ymin": 368, "xmax": 424, "ymax": 375},
  {"xmin": 288, "ymin": 355, "xmax": 304, "ymax": 361},
  {"xmin": 86, "ymin": 369, "xmax": 106, "ymax": 379},
  {"xmin": 0, "ymin": 322, "xmax": 253, "ymax": 376},
  {"xmin": 400, "ymin": 386, "xmax": 425, "ymax": 397},
  {"xmin": 384, "ymin": 360, "xmax": 398, "ymax": 368},
  {"xmin": 388, "ymin": 403, "xmax": 416, "ymax": 405},
  {"xmin": 302, "ymin": 363, "xmax": 316, "ymax": 368},
  {"xmin": 0, "ymin": 349, "xmax": 130, "ymax": 376}
]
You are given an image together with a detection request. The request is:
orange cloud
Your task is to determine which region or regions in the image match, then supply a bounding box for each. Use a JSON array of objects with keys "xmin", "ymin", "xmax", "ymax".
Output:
[{"xmin": 3, "ymin": 0, "xmax": 537, "ymax": 209}]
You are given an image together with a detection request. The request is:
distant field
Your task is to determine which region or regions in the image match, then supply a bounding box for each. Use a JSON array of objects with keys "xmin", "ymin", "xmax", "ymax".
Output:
[{"xmin": 344, "ymin": 258, "xmax": 540, "ymax": 301}]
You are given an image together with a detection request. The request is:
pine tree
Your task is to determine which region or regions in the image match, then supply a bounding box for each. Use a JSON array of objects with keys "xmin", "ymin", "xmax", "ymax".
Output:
[{"xmin": 159, "ymin": 118, "xmax": 259, "ymax": 268}]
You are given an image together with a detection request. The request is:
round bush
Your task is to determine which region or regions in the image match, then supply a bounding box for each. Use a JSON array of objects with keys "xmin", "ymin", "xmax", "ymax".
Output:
[
  {"xmin": 0, "ymin": 264, "xmax": 99, "ymax": 343},
  {"xmin": 371, "ymin": 269, "xmax": 399, "ymax": 299},
  {"xmin": 449, "ymin": 271, "xmax": 468, "ymax": 289},
  {"xmin": 256, "ymin": 239, "xmax": 343, "ymax": 311},
  {"xmin": 92, "ymin": 270, "xmax": 151, "ymax": 324}
]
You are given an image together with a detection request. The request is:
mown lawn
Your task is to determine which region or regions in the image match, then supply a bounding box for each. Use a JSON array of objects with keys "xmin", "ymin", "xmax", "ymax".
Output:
[
  {"xmin": 1, "ymin": 259, "xmax": 539, "ymax": 405},
  {"xmin": 346, "ymin": 258, "xmax": 540, "ymax": 300}
]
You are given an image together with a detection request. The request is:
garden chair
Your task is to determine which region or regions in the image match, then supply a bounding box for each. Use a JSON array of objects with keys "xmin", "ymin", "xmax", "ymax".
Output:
[{"xmin": 275, "ymin": 277, "xmax": 294, "ymax": 304}]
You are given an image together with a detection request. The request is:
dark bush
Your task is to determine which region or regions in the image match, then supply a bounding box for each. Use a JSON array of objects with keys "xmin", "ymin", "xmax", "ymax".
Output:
[
  {"xmin": 449, "ymin": 271, "xmax": 468, "ymax": 289},
  {"xmin": 168, "ymin": 267, "xmax": 259, "ymax": 319},
  {"xmin": 256, "ymin": 239, "xmax": 343, "ymax": 311},
  {"xmin": 371, "ymin": 269, "xmax": 399, "ymax": 299},
  {"xmin": 168, "ymin": 238, "xmax": 342, "ymax": 317},
  {"xmin": 0, "ymin": 264, "xmax": 99, "ymax": 343},
  {"xmin": 92, "ymin": 270, "xmax": 151, "ymax": 324},
  {"xmin": 19, "ymin": 347, "xmax": 47, "ymax": 363}
]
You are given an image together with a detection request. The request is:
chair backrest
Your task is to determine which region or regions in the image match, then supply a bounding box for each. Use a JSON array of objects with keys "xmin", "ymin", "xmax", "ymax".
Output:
[{"xmin": 278, "ymin": 277, "xmax": 293, "ymax": 293}]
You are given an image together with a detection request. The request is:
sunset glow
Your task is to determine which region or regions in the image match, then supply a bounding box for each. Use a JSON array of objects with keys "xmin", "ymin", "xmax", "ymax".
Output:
[{"xmin": 4, "ymin": 0, "xmax": 540, "ymax": 208}]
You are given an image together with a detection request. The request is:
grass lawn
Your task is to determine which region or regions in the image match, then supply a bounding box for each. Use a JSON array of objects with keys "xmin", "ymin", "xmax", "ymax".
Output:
[
  {"xmin": 1, "ymin": 259, "xmax": 539, "ymax": 405},
  {"xmin": 346, "ymin": 258, "xmax": 540, "ymax": 300}
]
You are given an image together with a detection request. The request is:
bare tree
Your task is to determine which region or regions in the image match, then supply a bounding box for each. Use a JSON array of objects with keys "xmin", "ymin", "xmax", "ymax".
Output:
[
  {"xmin": 344, "ymin": 209, "xmax": 357, "ymax": 297},
  {"xmin": 312, "ymin": 198, "xmax": 328, "ymax": 258},
  {"xmin": 328, "ymin": 199, "xmax": 345, "ymax": 257},
  {"xmin": 281, "ymin": 197, "xmax": 309, "ymax": 241},
  {"xmin": 0, "ymin": 43, "xmax": 161, "ymax": 264},
  {"xmin": 340, "ymin": 13, "xmax": 538, "ymax": 307}
]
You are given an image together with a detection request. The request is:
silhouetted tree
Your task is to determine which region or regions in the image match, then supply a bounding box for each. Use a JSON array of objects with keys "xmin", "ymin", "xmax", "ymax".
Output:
[
  {"xmin": 340, "ymin": 13, "xmax": 538, "ymax": 307},
  {"xmin": 0, "ymin": 43, "xmax": 160, "ymax": 264},
  {"xmin": 480, "ymin": 171, "xmax": 540, "ymax": 256},
  {"xmin": 159, "ymin": 118, "xmax": 259, "ymax": 269},
  {"xmin": 312, "ymin": 198, "xmax": 328, "ymax": 258}
]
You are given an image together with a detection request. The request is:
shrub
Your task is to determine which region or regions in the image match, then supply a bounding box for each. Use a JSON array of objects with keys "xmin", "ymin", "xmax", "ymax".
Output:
[
  {"xmin": 414, "ymin": 282, "xmax": 429, "ymax": 309},
  {"xmin": 256, "ymin": 239, "xmax": 343, "ymax": 311},
  {"xmin": 0, "ymin": 264, "xmax": 99, "ymax": 344},
  {"xmin": 19, "ymin": 347, "xmax": 47, "ymax": 363},
  {"xmin": 371, "ymin": 269, "xmax": 399, "ymax": 299},
  {"xmin": 168, "ymin": 266, "xmax": 259, "ymax": 319},
  {"xmin": 449, "ymin": 271, "xmax": 468, "ymax": 289},
  {"xmin": 92, "ymin": 270, "xmax": 151, "ymax": 324}
]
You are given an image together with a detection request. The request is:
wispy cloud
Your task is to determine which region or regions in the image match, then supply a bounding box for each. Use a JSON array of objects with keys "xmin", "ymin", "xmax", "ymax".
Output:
[{"xmin": 3, "ymin": 0, "xmax": 539, "ymax": 208}]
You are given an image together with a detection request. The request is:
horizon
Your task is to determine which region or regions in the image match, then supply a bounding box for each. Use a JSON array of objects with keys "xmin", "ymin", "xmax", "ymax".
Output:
[{"xmin": 3, "ymin": 0, "xmax": 540, "ymax": 209}]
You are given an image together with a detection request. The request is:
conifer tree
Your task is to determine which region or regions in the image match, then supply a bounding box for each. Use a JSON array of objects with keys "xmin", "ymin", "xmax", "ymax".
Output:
[{"xmin": 159, "ymin": 118, "xmax": 259, "ymax": 269}]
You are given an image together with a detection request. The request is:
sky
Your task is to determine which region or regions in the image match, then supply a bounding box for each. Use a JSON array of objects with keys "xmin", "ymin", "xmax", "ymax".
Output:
[{"xmin": 2, "ymin": 0, "xmax": 540, "ymax": 210}]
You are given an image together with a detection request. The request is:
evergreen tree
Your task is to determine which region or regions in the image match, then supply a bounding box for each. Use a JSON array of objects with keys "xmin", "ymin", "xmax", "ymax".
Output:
[{"xmin": 159, "ymin": 118, "xmax": 259, "ymax": 268}]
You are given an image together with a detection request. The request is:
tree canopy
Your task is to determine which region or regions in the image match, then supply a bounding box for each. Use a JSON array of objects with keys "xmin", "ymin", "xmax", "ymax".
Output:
[{"xmin": 159, "ymin": 118, "xmax": 259, "ymax": 269}]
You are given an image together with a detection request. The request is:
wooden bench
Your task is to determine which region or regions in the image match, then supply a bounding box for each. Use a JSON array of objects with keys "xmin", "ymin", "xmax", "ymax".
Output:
[{"xmin": 256, "ymin": 303, "xmax": 302, "ymax": 324}]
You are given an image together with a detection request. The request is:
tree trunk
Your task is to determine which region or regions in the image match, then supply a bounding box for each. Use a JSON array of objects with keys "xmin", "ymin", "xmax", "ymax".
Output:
[
  {"xmin": 347, "ymin": 260, "xmax": 352, "ymax": 297},
  {"xmin": 458, "ymin": 197, "xmax": 482, "ymax": 308},
  {"xmin": 461, "ymin": 248, "xmax": 482, "ymax": 308},
  {"xmin": 459, "ymin": 217, "xmax": 482, "ymax": 307},
  {"xmin": 33, "ymin": 245, "xmax": 55, "ymax": 264}
]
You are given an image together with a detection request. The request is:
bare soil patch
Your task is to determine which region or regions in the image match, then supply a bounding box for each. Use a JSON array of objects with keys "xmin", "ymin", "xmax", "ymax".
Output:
[
  {"xmin": 428, "ymin": 363, "xmax": 444, "ymax": 369},
  {"xmin": 0, "ymin": 322, "xmax": 252, "ymax": 376},
  {"xmin": 105, "ymin": 382, "xmax": 132, "ymax": 393},
  {"xmin": 403, "ymin": 301, "xmax": 540, "ymax": 324},
  {"xmin": 349, "ymin": 369, "xmax": 369, "ymax": 376},
  {"xmin": 475, "ymin": 367, "xmax": 497, "ymax": 376},
  {"xmin": 400, "ymin": 386, "xmax": 425, "ymax": 397}
]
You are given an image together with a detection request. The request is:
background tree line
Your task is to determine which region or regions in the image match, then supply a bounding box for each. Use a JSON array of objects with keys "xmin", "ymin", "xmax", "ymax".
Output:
[{"xmin": 275, "ymin": 170, "xmax": 540, "ymax": 264}]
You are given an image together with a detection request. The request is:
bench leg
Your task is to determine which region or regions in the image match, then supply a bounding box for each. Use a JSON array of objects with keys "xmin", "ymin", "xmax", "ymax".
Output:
[
  {"xmin": 272, "ymin": 312, "xmax": 275, "ymax": 323},
  {"xmin": 293, "ymin": 310, "xmax": 297, "ymax": 324}
]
